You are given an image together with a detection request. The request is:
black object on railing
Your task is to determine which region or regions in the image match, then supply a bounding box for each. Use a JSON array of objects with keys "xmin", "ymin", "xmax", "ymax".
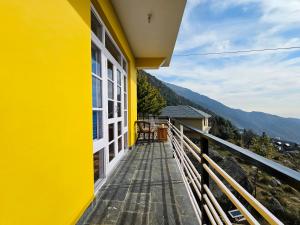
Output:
[{"xmin": 172, "ymin": 118, "xmax": 300, "ymax": 191}]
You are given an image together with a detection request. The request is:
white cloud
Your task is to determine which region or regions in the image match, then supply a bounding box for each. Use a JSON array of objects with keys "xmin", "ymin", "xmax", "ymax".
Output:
[{"xmin": 152, "ymin": 0, "xmax": 300, "ymax": 118}]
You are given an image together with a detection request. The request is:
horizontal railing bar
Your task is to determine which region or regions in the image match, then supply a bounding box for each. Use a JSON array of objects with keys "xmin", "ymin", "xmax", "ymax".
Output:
[
  {"xmin": 169, "ymin": 124, "xmax": 202, "ymax": 164},
  {"xmin": 203, "ymin": 164, "xmax": 260, "ymax": 225},
  {"xmin": 203, "ymin": 194, "xmax": 223, "ymax": 225},
  {"xmin": 204, "ymin": 204, "xmax": 217, "ymax": 225},
  {"xmin": 203, "ymin": 154, "xmax": 283, "ymax": 225},
  {"xmin": 169, "ymin": 122, "xmax": 202, "ymax": 154},
  {"xmin": 173, "ymin": 137, "xmax": 202, "ymax": 185},
  {"xmin": 204, "ymin": 185, "xmax": 232, "ymax": 225},
  {"xmin": 173, "ymin": 145, "xmax": 203, "ymax": 225},
  {"xmin": 172, "ymin": 137, "xmax": 202, "ymax": 198},
  {"xmin": 173, "ymin": 119, "xmax": 300, "ymax": 190}
]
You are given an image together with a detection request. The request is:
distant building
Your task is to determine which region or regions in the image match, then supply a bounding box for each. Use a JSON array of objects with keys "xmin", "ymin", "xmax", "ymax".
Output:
[{"xmin": 160, "ymin": 105, "xmax": 211, "ymax": 133}]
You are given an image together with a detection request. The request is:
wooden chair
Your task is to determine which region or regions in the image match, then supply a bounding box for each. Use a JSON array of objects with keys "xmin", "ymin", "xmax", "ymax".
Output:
[{"xmin": 135, "ymin": 121, "xmax": 155, "ymax": 142}]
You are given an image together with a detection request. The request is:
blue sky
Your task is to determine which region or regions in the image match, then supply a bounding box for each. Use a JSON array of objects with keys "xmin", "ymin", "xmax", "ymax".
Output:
[{"xmin": 152, "ymin": 0, "xmax": 300, "ymax": 118}]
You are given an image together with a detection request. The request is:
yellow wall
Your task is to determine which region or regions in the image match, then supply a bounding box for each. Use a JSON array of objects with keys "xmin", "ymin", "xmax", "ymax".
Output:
[
  {"xmin": 0, "ymin": 1, "xmax": 137, "ymax": 225},
  {"xmin": 0, "ymin": 1, "xmax": 93, "ymax": 225}
]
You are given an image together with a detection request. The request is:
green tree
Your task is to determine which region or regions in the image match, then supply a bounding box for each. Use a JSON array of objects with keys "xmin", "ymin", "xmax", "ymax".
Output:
[
  {"xmin": 250, "ymin": 133, "xmax": 276, "ymax": 158},
  {"xmin": 137, "ymin": 71, "xmax": 166, "ymax": 115}
]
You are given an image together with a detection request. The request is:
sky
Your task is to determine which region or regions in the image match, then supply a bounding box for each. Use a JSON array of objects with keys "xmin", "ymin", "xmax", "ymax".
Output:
[{"xmin": 152, "ymin": 0, "xmax": 300, "ymax": 119}]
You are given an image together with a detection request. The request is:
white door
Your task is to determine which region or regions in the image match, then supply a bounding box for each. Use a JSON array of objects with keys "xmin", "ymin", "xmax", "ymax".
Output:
[
  {"xmin": 92, "ymin": 42, "xmax": 107, "ymax": 190},
  {"xmin": 91, "ymin": 5, "xmax": 128, "ymax": 191},
  {"xmin": 106, "ymin": 59, "xmax": 127, "ymax": 172}
]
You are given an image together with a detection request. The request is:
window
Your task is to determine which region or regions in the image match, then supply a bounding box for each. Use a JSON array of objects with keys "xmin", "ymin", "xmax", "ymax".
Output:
[
  {"xmin": 124, "ymin": 111, "xmax": 127, "ymax": 127},
  {"xmin": 92, "ymin": 77, "xmax": 102, "ymax": 108},
  {"xmin": 105, "ymin": 33, "xmax": 121, "ymax": 64},
  {"xmin": 91, "ymin": 12, "xmax": 103, "ymax": 42},
  {"xmin": 108, "ymin": 81, "xmax": 114, "ymax": 99},
  {"xmin": 109, "ymin": 143, "xmax": 115, "ymax": 162},
  {"xmin": 92, "ymin": 44, "xmax": 101, "ymax": 76},
  {"xmin": 118, "ymin": 122, "xmax": 122, "ymax": 136},
  {"xmin": 122, "ymin": 58, "xmax": 127, "ymax": 72},
  {"xmin": 107, "ymin": 60, "xmax": 114, "ymax": 80},
  {"xmin": 109, "ymin": 123, "xmax": 114, "ymax": 142},
  {"xmin": 93, "ymin": 149, "xmax": 105, "ymax": 183},
  {"xmin": 124, "ymin": 132, "xmax": 128, "ymax": 150},
  {"xmin": 108, "ymin": 101, "xmax": 114, "ymax": 119},
  {"xmin": 92, "ymin": 44, "xmax": 103, "ymax": 140},
  {"xmin": 123, "ymin": 75, "xmax": 128, "ymax": 126},
  {"xmin": 117, "ymin": 70, "xmax": 121, "ymax": 85},
  {"xmin": 118, "ymin": 137, "xmax": 122, "ymax": 152},
  {"xmin": 93, "ymin": 111, "xmax": 103, "ymax": 139},
  {"xmin": 107, "ymin": 60, "xmax": 115, "ymax": 119}
]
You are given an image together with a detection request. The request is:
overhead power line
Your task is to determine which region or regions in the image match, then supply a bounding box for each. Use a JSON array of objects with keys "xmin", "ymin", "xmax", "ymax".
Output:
[{"xmin": 173, "ymin": 46, "xmax": 300, "ymax": 56}]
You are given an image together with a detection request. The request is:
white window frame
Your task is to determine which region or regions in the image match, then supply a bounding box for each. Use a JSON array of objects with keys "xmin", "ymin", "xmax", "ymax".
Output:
[{"xmin": 91, "ymin": 4, "xmax": 129, "ymax": 192}]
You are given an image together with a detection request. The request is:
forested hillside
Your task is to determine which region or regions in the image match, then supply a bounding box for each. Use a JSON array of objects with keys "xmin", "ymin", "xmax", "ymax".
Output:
[{"xmin": 138, "ymin": 70, "xmax": 240, "ymax": 141}]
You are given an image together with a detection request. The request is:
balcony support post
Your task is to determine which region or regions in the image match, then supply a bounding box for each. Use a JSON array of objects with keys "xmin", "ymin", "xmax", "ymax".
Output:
[{"xmin": 200, "ymin": 137, "xmax": 209, "ymax": 224}]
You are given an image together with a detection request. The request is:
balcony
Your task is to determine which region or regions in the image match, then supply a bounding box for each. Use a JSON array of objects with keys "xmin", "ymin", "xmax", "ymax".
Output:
[
  {"xmin": 83, "ymin": 119, "xmax": 300, "ymax": 225},
  {"xmin": 84, "ymin": 141, "xmax": 199, "ymax": 225}
]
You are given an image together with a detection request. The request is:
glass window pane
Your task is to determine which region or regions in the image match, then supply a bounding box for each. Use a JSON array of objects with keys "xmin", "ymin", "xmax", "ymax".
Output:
[
  {"xmin": 108, "ymin": 101, "xmax": 114, "ymax": 118},
  {"xmin": 93, "ymin": 151, "xmax": 99, "ymax": 182},
  {"xmin": 91, "ymin": 12, "xmax": 103, "ymax": 42},
  {"xmin": 109, "ymin": 143, "xmax": 115, "ymax": 162},
  {"xmin": 118, "ymin": 137, "xmax": 122, "ymax": 152},
  {"xmin": 93, "ymin": 111, "xmax": 103, "ymax": 139},
  {"xmin": 92, "ymin": 77, "xmax": 102, "ymax": 108},
  {"xmin": 109, "ymin": 123, "xmax": 114, "ymax": 142},
  {"xmin": 117, "ymin": 86, "xmax": 121, "ymax": 101},
  {"xmin": 107, "ymin": 60, "xmax": 114, "ymax": 80},
  {"xmin": 124, "ymin": 94, "xmax": 127, "ymax": 109},
  {"xmin": 117, "ymin": 70, "xmax": 121, "ymax": 86},
  {"xmin": 117, "ymin": 103, "xmax": 121, "ymax": 117},
  {"xmin": 124, "ymin": 132, "xmax": 128, "ymax": 149},
  {"xmin": 93, "ymin": 111, "xmax": 97, "ymax": 139},
  {"xmin": 124, "ymin": 76, "xmax": 127, "ymax": 92},
  {"xmin": 98, "ymin": 111, "xmax": 103, "ymax": 139},
  {"xmin": 108, "ymin": 81, "xmax": 114, "ymax": 99},
  {"xmin": 97, "ymin": 79, "xmax": 102, "ymax": 108},
  {"xmin": 122, "ymin": 58, "xmax": 127, "ymax": 72},
  {"xmin": 118, "ymin": 122, "xmax": 122, "ymax": 136},
  {"xmin": 124, "ymin": 111, "xmax": 127, "ymax": 127},
  {"xmin": 93, "ymin": 149, "xmax": 105, "ymax": 183},
  {"xmin": 105, "ymin": 33, "xmax": 121, "ymax": 64},
  {"xmin": 92, "ymin": 44, "xmax": 101, "ymax": 76}
]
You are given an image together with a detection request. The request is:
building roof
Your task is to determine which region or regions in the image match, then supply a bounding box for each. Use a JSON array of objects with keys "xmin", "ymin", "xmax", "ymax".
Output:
[
  {"xmin": 111, "ymin": 0, "xmax": 186, "ymax": 68},
  {"xmin": 160, "ymin": 105, "xmax": 211, "ymax": 119}
]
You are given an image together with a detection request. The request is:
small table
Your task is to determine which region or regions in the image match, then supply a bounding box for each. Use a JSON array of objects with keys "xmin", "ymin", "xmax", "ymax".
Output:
[{"xmin": 157, "ymin": 127, "xmax": 168, "ymax": 142}]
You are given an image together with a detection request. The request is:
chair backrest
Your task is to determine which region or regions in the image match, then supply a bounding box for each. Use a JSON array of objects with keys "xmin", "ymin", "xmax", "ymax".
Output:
[{"xmin": 136, "ymin": 121, "xmax": 149, "ymax": 132}]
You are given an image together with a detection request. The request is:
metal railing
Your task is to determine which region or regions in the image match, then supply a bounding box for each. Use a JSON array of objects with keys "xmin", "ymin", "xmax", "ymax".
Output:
[{"xmin": 167, "ymin": 119, "xmax": 300, "ymax": 225}]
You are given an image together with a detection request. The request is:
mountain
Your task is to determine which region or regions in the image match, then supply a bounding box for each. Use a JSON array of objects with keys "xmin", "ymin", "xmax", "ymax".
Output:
[
  {"xmin": 139, "ymin": 70, "xmax": 240, "ymax": 141},
  {"xmin": 165, "ymin": 82, "xmax": 300, "ymax": 143}
]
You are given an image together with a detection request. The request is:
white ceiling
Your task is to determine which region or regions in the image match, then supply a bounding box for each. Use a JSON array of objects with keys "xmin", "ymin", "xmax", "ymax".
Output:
[{"xmin": 111, "ymin": 0, "xmax": 186, "ymax": 66}]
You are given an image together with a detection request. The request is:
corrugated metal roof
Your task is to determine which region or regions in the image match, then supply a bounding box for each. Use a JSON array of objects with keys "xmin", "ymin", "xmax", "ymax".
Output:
[{"xmin": 160, "ymin": 105, "xmax": 211, "ymax": 119}]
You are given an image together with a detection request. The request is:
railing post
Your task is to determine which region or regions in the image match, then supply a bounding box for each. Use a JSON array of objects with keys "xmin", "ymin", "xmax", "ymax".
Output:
[
  {"xmin": 200, "ymin": 137, "xmax": 209, "ymax": 224},
  {"xmin": 180, "ymin": 125, "xmax": 184, "ymax": 166}
]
